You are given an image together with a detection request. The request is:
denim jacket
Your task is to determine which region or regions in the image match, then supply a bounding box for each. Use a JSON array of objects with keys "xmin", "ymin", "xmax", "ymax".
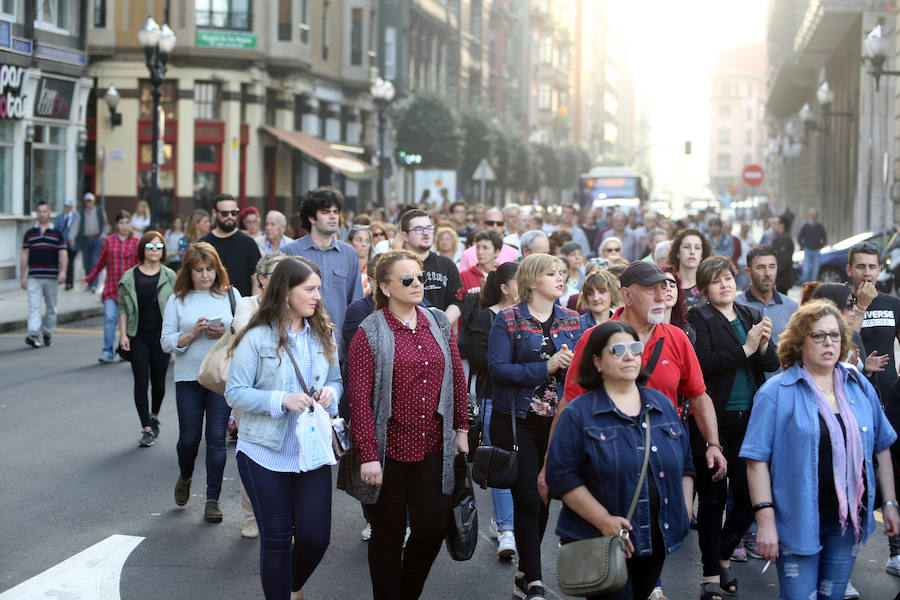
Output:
[
  {"xmin": 546, "ymin": 385, "xmax": 695, "ymax": 555},
  {"xmin": 740, "ymin": 362, "xmax": 897, "ymax": 555},
  {"xmin": 225, "ymin": 323, "xmax": 342, "ymax": 451},
  {"xmin": 487, "ymin": 302, "xmax": 582, "ymax": 418}
]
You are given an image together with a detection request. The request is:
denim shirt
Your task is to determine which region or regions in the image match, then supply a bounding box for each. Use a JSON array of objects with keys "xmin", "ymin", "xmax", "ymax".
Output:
[
  {"xmin": 740, "ymin": 362, "xmax": 897, "ymax": 555},
  {"xmin": 487, "ymin": 302, "xmax": 582, "ymax": 418},
  {"xmin": 546, "ymin": 385, "xmax": 694, "ymax": 556},
  {"xmin": 225, "ymin": 323, "xmax": 342, "ymax": 451}
]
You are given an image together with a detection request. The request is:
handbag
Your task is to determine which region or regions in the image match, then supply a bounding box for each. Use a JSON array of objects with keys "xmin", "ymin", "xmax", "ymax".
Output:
[
  {"xmin": 445, "ymin": 451, "xmax": 479, "ymax": 561},
  {"xmin": 556, "ymin": 411, "xmax": 652, "ymax": 597},
  {"xmin": 295, "ymin": 403, "xmax": 337, "ymax": 471},
  {"xmin": 197, "ymin": 287, "xmax": 237, "ymax": 395}
]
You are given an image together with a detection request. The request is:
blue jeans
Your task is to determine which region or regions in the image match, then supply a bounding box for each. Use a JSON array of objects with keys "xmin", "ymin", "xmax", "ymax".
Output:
[
  {"xmin": 102, "ymin": 299, "xmax": 118, "ymax": 355},
  {"xmin": 237, "ymin": 452, "xmax": 332, "ymax": 598},
  {"xmin": 480, "ymin": 397, "xmax": 514, "ymax": 532},
  {"xmin": 175, "ymin": 381, "xmax": 231, "ymax": 500},
  {"xmin": 80, "ymin": 237, "xmax": 102, "ymax": 287},
  {"xmin": 801, "ymin": 249, "xmax": 821, "ymax": 284},
  {"xmin": 776, "ymin": 522, "xmax": 858, "ymax": 600}
]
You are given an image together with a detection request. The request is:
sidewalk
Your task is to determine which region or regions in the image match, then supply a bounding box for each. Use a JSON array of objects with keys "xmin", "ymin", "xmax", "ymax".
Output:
[{"xmin": 0, "ymin": 280, "xmax": 106, "ymax": 333}]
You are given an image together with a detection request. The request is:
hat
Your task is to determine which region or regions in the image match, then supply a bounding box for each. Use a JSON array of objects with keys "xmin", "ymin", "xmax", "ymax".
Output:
[
  {"xmin": 64, "ymin": 199, "xmax": 74, "ymax": 207},
  {"xmin": 83, "ymin": 192, "xmax": 96, "ymax": 202},
  {"xmin": 619, "ymin": 261, "xmax": 668, "ymax": 288}
]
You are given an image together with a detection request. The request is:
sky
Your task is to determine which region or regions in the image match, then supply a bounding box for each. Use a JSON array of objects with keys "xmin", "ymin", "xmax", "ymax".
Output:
[{"xmin": 615, "ymin": 0, "xmax": 768, "ymax": 200}]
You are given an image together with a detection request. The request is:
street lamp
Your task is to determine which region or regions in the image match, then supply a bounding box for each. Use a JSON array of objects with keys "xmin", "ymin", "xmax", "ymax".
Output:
[
  {"xmin": 139, "ymin": 17, "xmax": 175, "ymax": 229},
  {"xmin": 863, "ymin": 22, "xmax": 900, "ymax": 90},
  {"xmin": 370, "ymin": 77, "xmax": 395, "ymax": 210},
  {"xmin": 104, "ymin": 85, "xmax": 122, "ymax": 128}
]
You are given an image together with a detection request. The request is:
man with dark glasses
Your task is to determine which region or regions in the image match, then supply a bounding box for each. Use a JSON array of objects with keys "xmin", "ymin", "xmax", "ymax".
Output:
[
  {"xmin": 400, "ymin": 209, "xmax": 463, "ymax": 324},
  {"xmin": 458, "ymin": 207, "xmax": 519, "ymax": 271},
  {"xmin": 201, "ymin": 193, "xmax": 261, "ymax": 297}
]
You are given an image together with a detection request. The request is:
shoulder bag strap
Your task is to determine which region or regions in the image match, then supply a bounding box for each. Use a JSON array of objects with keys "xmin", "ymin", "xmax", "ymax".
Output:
[
  {"xmin": 643, "ymin": 333, "xmax": 665, "ymax": 376},
  {"xmin": 510, "ymin": 312, "xmax": 519, "ymax": 450},
  {"xmin": 625, "ymin": 411, "xmax": 652, "ymax": 522},
  {"xmin": 227, "ymin": 286, "xmax": 236, "ymax": 315},
  {"xmin": 285, "ymin": 347, "xmax": 311, "ymax": 396}
]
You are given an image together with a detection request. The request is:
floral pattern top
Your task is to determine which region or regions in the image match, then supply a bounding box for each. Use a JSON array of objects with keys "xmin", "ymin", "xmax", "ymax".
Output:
[{"xmin": 530, "ymin": 315, "xmax": 563, "ymax": 417}]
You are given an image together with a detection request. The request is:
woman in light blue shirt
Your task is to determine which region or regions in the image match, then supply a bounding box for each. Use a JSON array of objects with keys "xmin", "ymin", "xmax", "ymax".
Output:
[{"xmin": 226, "ymin": 256, "xmax": 341, "ymax": 600}]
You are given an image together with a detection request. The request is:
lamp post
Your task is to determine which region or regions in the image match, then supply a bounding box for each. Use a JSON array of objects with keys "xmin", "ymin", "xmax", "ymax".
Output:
[
  {"xmin": 370, "ymin": 77, "xmax": 395, "ymax": 211},
  {"xmin": 863, "ymin": 23, "xmax": 900, "ymax": 91},
  {"xmin": 104, "ymin": 85, "xmax": 122, "ymax": 128},
  {"xmin": 138, "ymin": 17, "xmax": 175, "ymax": 229}
]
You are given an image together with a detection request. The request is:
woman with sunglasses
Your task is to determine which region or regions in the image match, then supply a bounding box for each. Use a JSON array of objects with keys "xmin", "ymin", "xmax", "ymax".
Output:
[
  {"xmin": 686, "ymin": 256, "xmax": 779, "ymax": 600},
  {"xmin": 741, "ymin": 300, "xmax": 900, "ymax": 600},
  {"xmin": 546, "ymin": 321, "xmax": 695, "ymax": 600},
  {"xmin": 345, "ymin": 250, "xmax": 469, "ymax": 600},
  {"xmin": 118, "ymin": 231, "xmax": 176, "ymax": 448},
  {"xmin": 599, "ymin": 236, "xmax": 624, "ymax": 259}
]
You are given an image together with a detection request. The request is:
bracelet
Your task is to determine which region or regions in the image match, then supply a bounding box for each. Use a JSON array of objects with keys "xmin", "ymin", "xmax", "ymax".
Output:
[
  {"xmin": 753, "ymin": 502, "xmax": 774, "ymax": 513},
  {"xmin": 455, "ymin": 429, "xmax": 469, "ymax": 434},
  {"xmin": 856, "ymin": 304, "xmax": 869, "ymax": 312},
  {"xmin": 854, "ymin": 305, "xmax": 867, "ymax": 317},
  {"xmin": 705, "ymin": 441, "xmax": 723, "ymax": 450},
  {"xmin": 884, "ymin": 500, "xmax": 899, "ymax": 510}
]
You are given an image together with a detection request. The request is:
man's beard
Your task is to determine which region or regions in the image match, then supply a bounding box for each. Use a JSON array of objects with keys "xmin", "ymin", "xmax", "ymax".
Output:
[
  {"xmin": 646, "ymin": 305, "xmax": 666, "ymax": 325},
  {"xmin": 218, "ymin": 220, "xmax": 236, "ymax": 233}
]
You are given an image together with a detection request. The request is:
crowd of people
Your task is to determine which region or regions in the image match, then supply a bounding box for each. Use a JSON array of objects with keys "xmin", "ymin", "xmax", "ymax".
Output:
[{"xmin": 18, "ymin": 187, "xmax": 900, "ymax": 600}]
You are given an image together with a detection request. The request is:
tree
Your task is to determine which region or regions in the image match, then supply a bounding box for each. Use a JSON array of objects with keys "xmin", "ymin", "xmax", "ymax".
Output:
[
  {"xmin": 459, "ymin": 111, "xmax": 492, "ymax": 182},
  {"xmin": 535, "ymin": 144, "xmax": 561, "ymax": 190},
  {"xmin": 394, "ymin": 94, "xmax": 460, "ymax": 169}
]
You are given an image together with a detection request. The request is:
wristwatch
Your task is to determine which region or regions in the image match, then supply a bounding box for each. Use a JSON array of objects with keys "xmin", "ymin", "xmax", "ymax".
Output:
[{"xmin": 705, "ymin": 441, "xmax": 723, "ymax": 450}]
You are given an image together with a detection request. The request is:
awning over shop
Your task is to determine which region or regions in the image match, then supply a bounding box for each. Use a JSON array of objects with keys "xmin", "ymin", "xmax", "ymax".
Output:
[{"xmin": 260, "ymin": 125, "xmax": 377, "ymax": 181}]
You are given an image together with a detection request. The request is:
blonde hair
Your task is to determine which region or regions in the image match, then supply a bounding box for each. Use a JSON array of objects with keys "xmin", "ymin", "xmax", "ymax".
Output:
[
  {"xmin": 185, "ymin": 209, "xmax": 210, "ymax": 242},
  {"xmin": 517, "ymin": 253, "xmax": 564, "ymax": 303},
  {"xmin": 777, "ymin": 300, "xmax": 853, "ymax": 369},
  {"xmin": 434, "ymin": 226, "xmax": 459, "ymax": 255},
  {"xmin": 577, "ymin": 269, "xmax": 622, "ymax": 311}
]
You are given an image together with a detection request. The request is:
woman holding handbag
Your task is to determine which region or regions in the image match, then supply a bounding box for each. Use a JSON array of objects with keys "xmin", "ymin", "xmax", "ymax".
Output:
[
  {"xmin": 226, "ymin": 257, "xmax": 342, "ymax": 600},
  {"xmin": 546, "ymin": 321, "xmax": 695, "ymax": 600}
]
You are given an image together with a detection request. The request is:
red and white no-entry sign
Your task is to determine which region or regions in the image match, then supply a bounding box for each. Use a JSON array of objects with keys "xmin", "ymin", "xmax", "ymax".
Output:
[{"xmin": 742, "ymin": 164, "xmax": 765, "ymax": 187}]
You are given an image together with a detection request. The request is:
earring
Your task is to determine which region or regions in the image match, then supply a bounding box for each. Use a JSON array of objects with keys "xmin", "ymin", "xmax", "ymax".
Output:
[{"xmin": 385, "ymin": 292, "xmax": 390, "ymax": 298}]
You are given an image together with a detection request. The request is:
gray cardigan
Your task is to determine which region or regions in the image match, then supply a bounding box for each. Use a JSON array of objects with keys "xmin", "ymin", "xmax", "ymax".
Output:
[{"xmin": 337, "ymin": 307, "xmax": 456, "ymax": 504}]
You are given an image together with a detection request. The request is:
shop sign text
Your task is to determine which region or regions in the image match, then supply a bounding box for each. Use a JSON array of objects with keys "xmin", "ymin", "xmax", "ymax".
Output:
[{"xmin": 0, "ymin": 65, "xmax": 25, "ymax": 120}]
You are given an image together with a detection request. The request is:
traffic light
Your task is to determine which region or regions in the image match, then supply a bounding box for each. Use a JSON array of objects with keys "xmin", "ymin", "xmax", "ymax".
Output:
[{"xmin": 684, "ymin": 141, "xmax": 692, "ymax": 155}]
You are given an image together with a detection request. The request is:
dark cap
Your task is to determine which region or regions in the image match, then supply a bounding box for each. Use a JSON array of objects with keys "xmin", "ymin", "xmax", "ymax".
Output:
[{"xmin": 619, "ymin": 261, "xmax": 668, "ymax": 288}]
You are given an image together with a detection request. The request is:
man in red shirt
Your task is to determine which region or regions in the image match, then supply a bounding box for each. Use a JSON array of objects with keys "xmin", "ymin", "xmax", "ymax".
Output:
[{"xmin": 459, "ymin": 230, "xmax": 502, "ymax": 295}]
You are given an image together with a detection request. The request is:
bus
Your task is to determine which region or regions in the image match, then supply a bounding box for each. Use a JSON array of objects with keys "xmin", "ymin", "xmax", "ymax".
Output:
[{"xmin": 577, "ymin": 166, "xmax": 649, "ymax": 213}]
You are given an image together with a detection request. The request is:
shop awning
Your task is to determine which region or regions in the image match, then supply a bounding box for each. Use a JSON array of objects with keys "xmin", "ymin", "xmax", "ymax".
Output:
[{"xmin": 260, "ymin": 125, "xmax": 377, "ymax": 181}]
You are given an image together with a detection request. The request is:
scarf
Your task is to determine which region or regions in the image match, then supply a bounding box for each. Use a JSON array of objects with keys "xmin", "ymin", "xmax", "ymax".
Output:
[{"xmin": 801, "ymin": 365, "xmax": 865, "ymax": 540}]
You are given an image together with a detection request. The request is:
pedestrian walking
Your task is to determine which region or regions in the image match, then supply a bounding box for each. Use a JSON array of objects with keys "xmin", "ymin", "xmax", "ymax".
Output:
[
  {"xmin": 667, "ymin": 228, "xmax": 712, "ymax": 309},
  {"xmin": 130, "ymin": 200, "xmax": 151, "ymax": 234},
  {"xmin": 741, "ymin": 300, "xmax": 900, "ymax": 600},
  {"xmin": 53, "ymin": 199, "xmax": 77, "ymax": 289},
  {"xmin": 21, "ymin": 200, "xmax": 67, "ymax": 348},
  {"xmin": 226, "ymin": 257, "xmax": 342, "ymax": 600},
  {"xmin": 69, "ymin": 192, "xmax": 108, "ymax": 292},
  {"xmin": 771, "ymin": 215, "xmax": 795, "ymax": 294},
  {"xmin": 179, "ymin": 209, "xmax": 211, "ymax": 260},
  {"xmin": 487, "ymin": 253, "xmax": 581, "ymax": 600},
  {"xmin": 161, "ymin": 242, "xmax": 240, "ymax": 523},
  {"xmin": 798, "ymin": 209, "xmax": 827, "ymax": 284},
  {"xmin": 546, "ymin": 321, "xmax": 695, "ymax": 600},
  {"xmin": 117, "ymin": 231, "xmax": 176, "ymax": 448},
  {"xmin": 255, "ymin": 210, "xmax": 292, "ymax": 254},
  {"xmin": 201, "ymin": 194, "xmax": 261, "ymax": 297},
  {"xmin": 346, "ymin": 250, "xmax": 469, "ymax": 600},
  {"xmin": 164, "ymin": 216, "xmax": 185, "ymax": 270},
  {"xmin": 400, "ymin": 209, "xmax": 464, "ymax": 324}
]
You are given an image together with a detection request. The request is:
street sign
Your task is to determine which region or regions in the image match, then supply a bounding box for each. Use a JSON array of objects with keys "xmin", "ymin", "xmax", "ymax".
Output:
[
  {"xmin": 742, "ymin": 164, "xmax": 764, "ymax": 187},
  {"xmin": 472, "ymin": 158, "xmax": 495, "ymax": 182}
]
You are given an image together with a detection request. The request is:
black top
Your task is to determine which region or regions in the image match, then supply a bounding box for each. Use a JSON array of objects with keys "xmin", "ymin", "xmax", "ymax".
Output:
[
  {"xmin": 22, "ymin": 226, "xmax": 66, "ymax": 278},
  {"xmin": 422, "ymin": 251, "xmax": 464, "ymax": 312},
  {"xmin": 529, "ymin": 315, "xmax": 561, "ymax": 417},
  {"xmin": 772, "ymin": 232, "xmax": 795, "ymax": 291},
  {"xmin": 798, "ymin": 222, "xmax": 827, "ymax": 251},
  {"xmin": 469, "ymin": 307, "xmax": 499, "ymax": 399},
  {"xmin": 817, "ymin": 413, "xmax": 866, "ymax": 524},
  {"xmin": 858, "ymin": 292, "xmax": 900, "ymax": 399},
  {"xmin": 200, "ymin": 231, "xmax": 261, "ymax": 297},
  {"xmin": 134, "ymin": 268, "xmax": 162, "ymax": 341}
]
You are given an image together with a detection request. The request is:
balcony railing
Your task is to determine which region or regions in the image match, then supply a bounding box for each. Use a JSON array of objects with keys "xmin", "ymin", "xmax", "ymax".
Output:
[{"xmin": 196, "ymin": 9, "xmax": 252, "ymax": 31}]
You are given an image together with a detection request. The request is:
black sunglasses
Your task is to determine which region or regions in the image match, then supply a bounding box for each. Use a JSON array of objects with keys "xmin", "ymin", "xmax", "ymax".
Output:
[
  {"xmin": 218, "ymin": 209, "xmax": 240, "ymax": 217},
  {"xmin": 484, "ymin": 220, "xmax": 504, "ymax": 227},
  {"xmin": 851, "ymin": 242, "xmax": 878, "ymax": 254},
  {"xmin": 398, "ymin": 271, "xmax": 427, "ymax": 286}
]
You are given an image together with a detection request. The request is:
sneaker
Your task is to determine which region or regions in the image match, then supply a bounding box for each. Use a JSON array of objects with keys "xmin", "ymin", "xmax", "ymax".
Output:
[
  {"xmin": 887, "ymin": 555, "xmax": 900, "ymax": 576},
  {"xmin": 524, "ymin": 584, "xmax": 547, "ymax": 600},
  {"xmin": 204, "ymin": 499, "xmax": 223, "ymax": 523},
  {"xmin": 497, "ymin": 530, "xmax": 516, "ymax": 560},
  {"xmin": 843, "ymin": 580, "xmax": 859, "ymax": 599},
  {"xmin": 25, "ymin": 335, "xmax": 42, "ymax": 348},
  {"xmin": 241, "ymin": 518, "xmax": 259, "ymax": 539},
  {"xmin": 361, "ymin": 523, "xmax": 372, "ymax": 541},
  {"xmin": 98, "ymin": 352, "xmax": 115, "ymax": 363},
  {"xmin": 149, "ymin": 417, "xmax": 161, "ymax": 438},
  {"xmin": 42, "ymin": 333, "xmax": 52, "ymax": 346},
  {"xmin": 744, "ymin": 533, "xmax": 762, "ymax": 559},
  {"xmin": 730, "ymin": 542, "xmax": 748, "ymax": 562},
  {"xmin": 513, "ymin": 577, "xmax": 528, "ymax": 600},
  {"xmin": 174, "ymin": 476, "xmax": 192, "ymax": 506},
  {"xmin": 139, "ymin": 431, "xmax": 154, "ymax": 447}
]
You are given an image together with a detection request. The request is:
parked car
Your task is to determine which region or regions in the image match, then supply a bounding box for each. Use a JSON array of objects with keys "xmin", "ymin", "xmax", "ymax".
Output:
[{"xmin": 792, "ymin": 228, "xmax": 896, "ymax": 284}]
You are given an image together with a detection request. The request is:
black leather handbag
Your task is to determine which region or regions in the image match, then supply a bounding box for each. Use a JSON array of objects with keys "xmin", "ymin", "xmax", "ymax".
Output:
[
  {"xmin": 446, "ymin": 452, "xmax": 478, "ymax": 561},
  {"xmin": 471, "ymin": 407, "xmax": 518, "ymax": 489}
]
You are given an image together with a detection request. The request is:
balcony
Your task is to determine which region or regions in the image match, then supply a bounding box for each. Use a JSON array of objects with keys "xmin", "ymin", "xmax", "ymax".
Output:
[
  {"xmin": 195, "ymin": 9, "xmax": 252, "ymax": 31},
  {"xmin": 793, "ymin": 0, "xmax": 893, "ymax": 68}
]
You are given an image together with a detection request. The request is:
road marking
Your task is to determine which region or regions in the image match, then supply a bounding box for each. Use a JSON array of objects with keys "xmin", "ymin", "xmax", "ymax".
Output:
[{"xmin": 0, "ymin": 534, "xmax": 144, "ymax": 599}]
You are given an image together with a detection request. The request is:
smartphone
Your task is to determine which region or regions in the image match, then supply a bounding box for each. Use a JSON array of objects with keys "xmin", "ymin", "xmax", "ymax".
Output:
[{"xmin": 208, "ymin": 317, "xmax": 222, "ymax": 327}]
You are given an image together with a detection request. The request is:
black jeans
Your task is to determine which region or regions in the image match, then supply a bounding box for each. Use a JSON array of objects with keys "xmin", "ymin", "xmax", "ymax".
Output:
[
  {"xmin": 491, "ymin": 409, "xmax": 551, "ymax": 583},
  {"xmin": 65, "ymin": 248, "xmax": 77, "ymax": 286},
  {"xmin": 129, "ymin": 335, "xmax": 169, "ymax": 429},
  {"xmin": 367, "ymin": 451, "xmax": 449, "ymax": 600},
  {"xmin": 578, "ymin": 523, "xmax": 666, "ymax": 600},
  {"xmin": 690, "ymin": 411, "xmax": 755, "ymax": 577}
]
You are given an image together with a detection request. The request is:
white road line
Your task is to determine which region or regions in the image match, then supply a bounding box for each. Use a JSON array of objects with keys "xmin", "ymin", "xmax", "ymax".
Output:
[{"xmin": 0, "ymin": 534, "xmax": 144, "ymax": 600}]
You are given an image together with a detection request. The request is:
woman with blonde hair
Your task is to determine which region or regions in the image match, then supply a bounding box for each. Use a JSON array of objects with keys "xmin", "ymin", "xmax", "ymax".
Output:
[
  {"xmin": 599, "ymin": 236, "xmax": 624, "ymax": 259},
  {"xmin": 131, "ymin": 200, "xmax": 151, "ymax": 234},
  {"xmin": 434, "ymin": 226, "xmax": 461, "ymax": 263},
  {"xmin": 161, "ymin": 242, "xmax": 240, "ymax": 523},
  {"xmin": 576, "ymin": 269, "xmax": 622, "ymax": 330},
  {"xmin": 179, "ymin": 209, "xmax": 211, "ymax": 260}
]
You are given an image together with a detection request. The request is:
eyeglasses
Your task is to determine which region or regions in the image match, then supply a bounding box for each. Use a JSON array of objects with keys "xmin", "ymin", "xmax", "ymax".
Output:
[
  {"xmin": 397, "ymin": 271, "xmax": 427, "ymax": 286},
  {"xmin": 851, "ymin": 242, "xmax": 878, "ymax": 254},
  {"xmin": 407, "ymin": 225, "xmax": 435, "ymax": 235},
  {"xmin": 807, "ymin": 330, "xmax": 842, "ymax": 343},
  {"xmin": 351, "ymin": 225, "xmax": 371, "ymax": 231},
  {"xmin": 604, "ymin": 247, "xmax": 622, "ymax": 253},
  {"xmin": 844, "ymin": 297, "xmax": 856, "ymax": 310},
  {"xmin": 608, "ymin": 341, "xmax": 645, "ymax": 358},
  {"xmin": 144, "ymin": 242, "xmax": 164, "ymax": 250},
  {"xmin": 484, "ymin": 220, "xmax": 505, "ymax": 227},
  {"xmin": 218, "ymin": 209, "xmax": 240, "ymax": 217}
]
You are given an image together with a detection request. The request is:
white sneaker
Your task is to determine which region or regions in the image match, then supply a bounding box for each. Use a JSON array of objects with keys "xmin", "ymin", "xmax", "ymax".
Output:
[
  {"xmin": 887, "ymin": 555, "xmax": 900, "ymax": 576},
  {"xmin": 241, "ymin": 518, "xmax": 258, "ymax": 539},
  {"xmin": 497, "ymin": 530, "xmax": 516, "ymax": 560},
  {"xmin": 843, "ymin": 580, "xmax": 859, "ymax": 599},
  {"xmin": 361, "ymin": 523, "xmax": 371, "ymax": 541}
]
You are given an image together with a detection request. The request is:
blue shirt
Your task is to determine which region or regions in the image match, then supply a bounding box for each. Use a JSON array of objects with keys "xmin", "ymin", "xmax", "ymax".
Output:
[
  {"xmin": 735, "ymin": 288, "xmax": 798, "ymax": 348},
  {"xmin": 546, "ymin": 385, "xmax": 695, "ymax": 556},
  {"xmin": 739, "ymin": 362, "xmax": 897, "ymax": 555},
  {"xmin": 282, "ymin": 235, "xmax": 363, "ymax": 348}
]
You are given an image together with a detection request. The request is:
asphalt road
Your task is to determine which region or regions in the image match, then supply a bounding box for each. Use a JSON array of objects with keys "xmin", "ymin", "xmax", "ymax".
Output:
[{"xmin": 3, "ymin": 316, "xmax": 900, "ymax": 599}]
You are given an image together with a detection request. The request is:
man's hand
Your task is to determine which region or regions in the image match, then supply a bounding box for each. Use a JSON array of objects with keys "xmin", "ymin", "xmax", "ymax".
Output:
[
  {"xmin": 856, "ymin": 281, "xmax": 877, "ymax": 310},
  {"xmin": 20, "ymin": 276, "xmax": 26, "ymax": 290},
  {"xmin": 706, "ymin": 445, "xmax": 727, "ymax": 482}
]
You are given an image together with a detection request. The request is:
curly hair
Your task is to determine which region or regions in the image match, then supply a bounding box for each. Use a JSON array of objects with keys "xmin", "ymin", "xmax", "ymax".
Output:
[
  {"xmin": 667, "ymin": 228, "xmax": 712, "ymax": 272},
  {"xmin": 174, "ymin": 242, "xmax": 231, "ymax": 299},
  {"xmin": 372, "ymin": 250, "xmax": 424, "ymax": 310},
  {"xmin": 577, "ymin": 269, "xmax": 622, "ymax": 312},
  {"xmin": 776, "ymin": 300, "xmax": 852, "ymax": 369}
]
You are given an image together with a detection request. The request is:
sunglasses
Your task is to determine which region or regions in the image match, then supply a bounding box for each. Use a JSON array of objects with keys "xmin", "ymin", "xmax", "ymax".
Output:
[
  {"xmin": 144, "ymin": 242, "xmax": 164, "ymax": 250},
  {"xmin": 397, "ymin": 271, "xmax": 427, "ymax": 286},
  {"xmin": 807, "ymin": 330, "xmax": 842, "ymax": 343},
  {"xmin": 604, "ymin": 247, "xmax": 622, "ymax": 253},
  {"xmin": 851, "ymin": 242, "xmax": 878, "ymax": 254},
  {"xmin": 218, "ymin": 209, "xmax": 240, "ymax": 217},
  {"xmin": 608, "ymin": 341, "xmax": 645, "ymax": 358},
  {"xmin": 484, "ymin": 220, "xmax": 505, "ymax": 227}
]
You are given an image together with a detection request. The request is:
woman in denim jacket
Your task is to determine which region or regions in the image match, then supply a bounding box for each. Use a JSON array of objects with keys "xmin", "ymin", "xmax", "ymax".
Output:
[
  {"xmin": 226, "ymin": 257, "xmax": 342, "ymax": 600},
  {"xmin": 546, "ymin": 321, "xmax": 695, "ymax": 600},
  {"xmin": 487, "ymin": 253, "xmax": 582, "ymax": 600}
]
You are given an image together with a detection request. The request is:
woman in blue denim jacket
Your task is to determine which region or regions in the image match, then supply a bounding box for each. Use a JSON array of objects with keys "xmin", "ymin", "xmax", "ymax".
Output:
[
  {"xmin": 226, "ymin": 257, "xmax": 342, "ymax": 600},
  {"xmin": 741, "ymin": 300, "xmax": 900, "ymax": 600},
  {"xmin": 487, "ymin": 253, "xmax": 582, "ymax": 600},
  {"xmin": 546, "ymin": 321, "xmax": 695, "ymax": 600}
]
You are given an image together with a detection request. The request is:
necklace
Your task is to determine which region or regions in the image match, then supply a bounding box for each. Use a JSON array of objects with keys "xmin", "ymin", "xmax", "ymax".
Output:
[{"xmin": 389, "ymin": 307, "xmax": 417, "ymax": 328}]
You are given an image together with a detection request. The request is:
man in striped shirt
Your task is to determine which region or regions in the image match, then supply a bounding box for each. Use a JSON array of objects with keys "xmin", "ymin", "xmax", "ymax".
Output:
[{"xmin": 21, "ymin": 200, "xmax": 67, "ymax": 348}]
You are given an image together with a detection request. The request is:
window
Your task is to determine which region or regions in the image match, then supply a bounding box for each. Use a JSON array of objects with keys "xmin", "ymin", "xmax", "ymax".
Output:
[
  {"xmin": 385, "ymin": 27, "xmax": 397, "ymax": 79},
  {"xmin": 36, "ymin": 0, "xmax": 72, "ymax": 32},
  {"xmin": 300, "ymin": 0, "xmax": 309, "ymax": 43},
  {"xmin": 604, "ymin": 123, "xmax": 618, "ymax": 145},
  {"xmin": 470, "ymin": 0, "xmax": 482, "ymax": 38},
  {"xmin": 717, "ymin": 128, "xmax": 731, "ymax": 146},
  {"xmin": 0, "ymin": 121, "xmax": 12, "ymax": 213},
  {"xmin": 538, "ymin": 84, "xmax": 551, "ymax": 110},
  {"xmin": 717, "ymin": 153, "xmax": 731, "ymax": 171},
  {"xmin": 139, "ymin": 81, "xmax": 177, "ymax": 120},
  {"xmin": 194, "ymin": 82, "xmax": 220, "ymax": 120},
  {"xmin": 322, "ymin": 1, "xmax": 329, "ymax": 60},
  {"xmin": 265, "ymin": 89, "xmax": 277, "ymax": 126},
  {"xmin": 278, "ymin": 0, "xmax": 291, "ymax": 41},
  {"xmin": 93, "ymin": 0, "xmax": 105, "ymax": 27},
  {"xmin": 540, "ymin": 38, "xmax": 552, "ymax": 65},
  {"xmin": 604, "ymin": 92, "xmax": 618, "ymax": 116},
  {"xmin": 0, "ymin": 0, "xmax": 14, "ymax": 18},
  {"xmin": 195, "ymin": 0, "xmax": 251, "ymax": 31},
  {"xmin": 604, "ymin": 64, "xmax": 618, "ymax": 88},
  {"xmin": 351, "ymin": 8, "xmax": 363, "ymax": 66},
  {"xmin": 32, "ymin": 125, "xmax": 67, "ymax": 213}
]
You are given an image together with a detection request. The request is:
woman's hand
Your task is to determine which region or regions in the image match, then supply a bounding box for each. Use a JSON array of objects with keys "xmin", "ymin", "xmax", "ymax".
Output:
[
  {"xmin": 454, "ymin": 430, "xmax": 469, "ymax": 454},
  {"xmin": 537, "ymin": 466, "xmax": 550, "ymax": 505},
  {"xmin": 756, "ymin": 519, "xmax": 779, "ymax": 563},
  {"xmin": 884, "ymin": 503, "xmax": 900, "ymax": 537},
  {"xmin": 282, "ymin": 392, "xmax": 316, "ymax": 412},
  {"xmin": 190, "ymin": 317, "xmax": 209, "ymax": 341},
  {"xmin": 864, "ymin": 351, "xmax": 890, "ymax": 374},
  {"xmin": 598, "ymin": 514, "xmax": 635, "ymax": 558},
  {"xmin": 743, "ymin": 322, "xmax": 764, "ymax": 355},
  {"xmin": 548, "ymin": 344, "xmax": 573, "ymax": 374},
  {"xmin": 119, "ymin": 335, "xmax": 131, "ymax": 352},
  {"xmin": 205, "ymin": 320, "xmax": 226, "ymax": 339},
  {"xmin": 315, "ymin": 387, "xmax": 335, "ymax": 409},
  {"xmin": 360, "ymin": 461, "xmax": 383, "ymax": 487}
]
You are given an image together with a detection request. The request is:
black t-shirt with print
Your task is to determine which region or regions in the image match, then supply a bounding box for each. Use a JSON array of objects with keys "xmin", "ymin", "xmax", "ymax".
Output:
[
  {"xmin": 422, "ymin": 251, "xmax": 463, "ymax": 312},
  {"xmin": 858, "ymin": 292, "xmax": 900, "ymax": 399}
]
